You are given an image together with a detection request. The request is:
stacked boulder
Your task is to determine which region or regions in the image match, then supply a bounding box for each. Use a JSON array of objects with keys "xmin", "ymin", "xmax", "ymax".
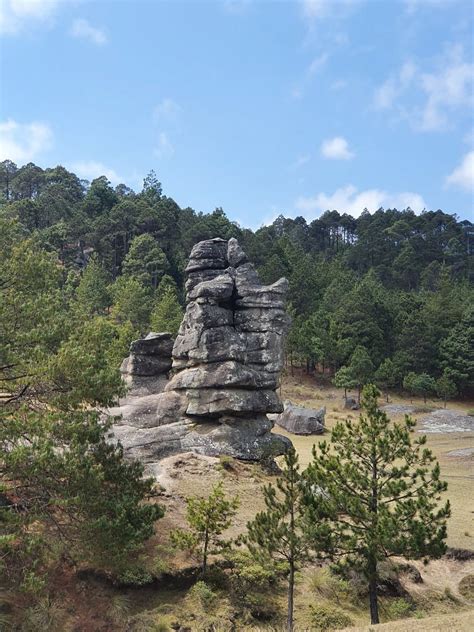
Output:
[
  {"xmin": 120, "ymin": 332, "xmax": 173, "ymax": 396},
  {"xmin": 112, "ymin": 238, "xmax": 291, "ymax": 471}
]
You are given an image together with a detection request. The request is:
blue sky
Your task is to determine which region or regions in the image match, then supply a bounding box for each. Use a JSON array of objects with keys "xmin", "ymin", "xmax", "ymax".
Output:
[{"xmin": 1, "ymin": 0, "xmax": 473, "ymax": 227}]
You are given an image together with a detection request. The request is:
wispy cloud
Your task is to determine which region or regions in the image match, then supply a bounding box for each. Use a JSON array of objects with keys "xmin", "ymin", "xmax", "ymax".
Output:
[
  {"xmin": 290, "ymin": 154, "xmax": 311, "ymax": 170},
  {"xmin": 373, "ymin": 45, "xmax": 473, "ymax": 132},
  {"xmin": 70, "ymin": 18, "xmax": 108, "ymax": 46},
  {"xmin": 69, "ymin": 160, "xmax": 122, "ymax": 185},
  {"xmin": 403, "ymin": 0, "xmax": 453, "ymax": 15},
  {"xmin": 0, "ymin": 0, "xmax": 61, "ymax": 35},
  {"xmin": 154, "ymin": 132, "xmax": 175, "ymax": 159},
  {"xmin": 0, "ymin": 118, "xmax": 53, "ymax": 162},
  {"xmin": 152, "ymin": 98, "xmax": 181, "ymax": 159},
  {"xmin": 222, "ymin": 0, "xmax": 252, "ymax": 15},
  {"xmin": 153, "ymin": 98, "xmax": 182, "ymax": 123},
  {"xmin": 373, "ymin": 61, "xmax": 417, "ymax": 110},
  {"xmin": 300, "ymin": 0, "xmax": 361, "ymax": 26},
  {"xmin": 445, "ymin": 151, "xmax": 474, "ymax": 192},
  {"xmin": 330, "ymin": 79, "xmax": 348, "ymax": 91},
  {"xmin": 320, "ymin": 136, "xmax": 354, "ymax": 160},
  {"xmin": 308, "ymin": 52, "xmax": 329, "ymax": 75},
  {"xmin": 295, "ymin": 184, "xmax": 427, "ymax": 218}
]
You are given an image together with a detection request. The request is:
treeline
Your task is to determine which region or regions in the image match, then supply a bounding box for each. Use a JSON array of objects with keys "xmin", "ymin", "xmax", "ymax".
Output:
[{"xmin": 1, "ymin": 159, "xmax": 473, "ymax": 398}]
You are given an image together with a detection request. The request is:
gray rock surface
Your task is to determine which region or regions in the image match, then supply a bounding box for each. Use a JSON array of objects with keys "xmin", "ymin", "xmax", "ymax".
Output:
[
  {"xmin": 110, "ymin": 238, "xmax": 291, "ymax": 465},
  {"xmin": 344, "ymin": 397, "xmax": 359, "ymax": 410},
  {"xmin": 418, "ymin": 409, "xmax": 474, "ymax": 433},
  {"xmin": 120, "ymin": 332, "xmax": 173, "ymax": 395},
  {"xmin": 273, "ymin": 401, "xmax": 325, "ymax": 435},
  {"xmin": 381, "ymin": 404, "xmax": 417, "ymax": 416}
]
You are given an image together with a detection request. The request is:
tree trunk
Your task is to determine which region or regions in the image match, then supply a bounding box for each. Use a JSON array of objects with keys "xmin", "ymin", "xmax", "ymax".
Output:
[
  {"xmin": 368, "ymin": 568, "xmax": 379, "ymax": 625},
  {"xmin": 287, "ymin": 560, "xmax": 295, "ymax": 632},
  {"xmin": 202, "ymin": 530, "xmax": 209, "ymax": 576}
]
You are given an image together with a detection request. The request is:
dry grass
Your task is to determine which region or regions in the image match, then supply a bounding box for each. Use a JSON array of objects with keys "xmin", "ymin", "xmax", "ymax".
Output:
[{"xmin": 340, "ymin": 610, "xmax": 473, "ymax": 631}]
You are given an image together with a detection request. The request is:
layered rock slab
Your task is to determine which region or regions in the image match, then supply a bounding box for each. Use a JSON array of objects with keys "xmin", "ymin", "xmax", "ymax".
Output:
[{"xmin": 112, "ymin": 238, "xmax": 292, "ymax": 464}]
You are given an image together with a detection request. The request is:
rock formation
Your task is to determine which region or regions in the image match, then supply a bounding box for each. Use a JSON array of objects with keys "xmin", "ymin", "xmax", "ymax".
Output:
[
  {"xmin": 111, "ymin": 238, "xmax": 292, "ymax": 472},
  {"xmin": 120, "ymin": 332, "xmax": 173, "ymax": 396},
  {"xmin": 272, "ymin": 401, "xmax": 325, "ymax": 435}
]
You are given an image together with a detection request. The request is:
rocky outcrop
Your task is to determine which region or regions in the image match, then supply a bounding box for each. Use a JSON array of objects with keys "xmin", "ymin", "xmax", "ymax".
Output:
[
  {"xmin": 272, "ymin": 401, "xmax": 325, "ymax": 435},
  {"xmin": 111, "ymin": 238, "xmax": 292, "ymax": 467},
  {"xmin": 120, "ymin": 332, "xmax": 173, "ymax": 396}
]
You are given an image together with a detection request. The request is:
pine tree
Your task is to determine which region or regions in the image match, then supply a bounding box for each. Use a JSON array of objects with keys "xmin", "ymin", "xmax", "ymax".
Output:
[
  {"xmin": 122, "ymin": 233, "xmax": 168, "ymax": 289},
  {"xmin": 304, "ymin": 385, "xmax": 450, "ymax": 625},
  {"xmin": 403, "ymin": 372, "xmax": 436, "ymax": 403},
  {"xmin": 0, "ymin": 220, "xmax": 164, "ymax": 586},
  {"xmin": 110, "ymin": 275, "xmax": 153, "ymax": 333},
  {"xmin": 245, "ymin": 448, "xmax": 328, "ymax": 632},
  {"xmin": 374, "ymin": 358, "xmax": 396, "ymax": 402},
  {"xmin": 347, "ymin": 345, "xmax": 374, "ymax": 403},
  {"xmin": 333, "ymin": 366, "xmax": 356, "ymax": 401},
  {"xmin": 435, "ymin": 371, "xmax": 457, "ymax": 408},
  {"xmin": 75, "ymin": 255, "xmax": 111, "ymax": 316},
  {"xmin": 150, "ymin": 286, "xmax": 183, "ymax": 336},
  {"xmin": 171, "ymin": 482, "xmax": 239, "ymax": 575},
  {"xmin": 440, "ymin": 306, "xmax": 474, "ymax": 396}
]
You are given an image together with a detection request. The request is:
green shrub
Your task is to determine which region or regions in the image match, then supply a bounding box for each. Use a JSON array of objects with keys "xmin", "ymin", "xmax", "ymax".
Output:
[
  {"xmin": 117, "ymin": 565, "xmax": 154, "ymax": 586},
  {"xmin": 383, "ymin": 597, "xmax": 413, "ymax": 620},
  {"xmin": 309, "ymin": 567, "xmax": 356, "ymax": 604},
  {"xmin": 226, "ymin": 550, "xmax": 279, "ymax": 620},
  {"xmin": 309, "ymin": 603, "xmax": 354, "ymax": 631},
  {"xmin": 190, "ymin": 580, "xmax": 217, "ymax": 611},
  {"xmin": 458, "ymin": 574, "xmax": 474, "ymax": 600}
]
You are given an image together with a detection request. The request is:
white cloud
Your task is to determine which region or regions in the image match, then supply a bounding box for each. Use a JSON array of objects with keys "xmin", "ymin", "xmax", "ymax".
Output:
[
  {"xmin": 308, "ymin": 52, "xmax": 329, "ymax": 75},
  {"xmin": 373, "ymin": 46, "xmax": 473, "ymax": 132},
  {"xmin": 320, "ymin": 136, "xmax": 354, "ymax": 160},
  {"xmin": 300, "ymin": 0, "xmax": 360, "ymax": 24},
  {"xmin": 445, "ymin": 151, "xmax": 474, "ymax": 192},
  {"xmin": 418, "ymin": 45, "xmax": 473, "ymax": 131},
  {"xmin": 295, "ymin": 184, "xmax": 427, "ymax": 218},
  {"xmin": 154, "ymin": 132, "xmax": 174, "ymax": 159},
  {"xmin": 373, "ymin": 61, "xmax": 417, "ymax": 110},
  {"xmin": 70, "ymin": 18, "xmax": 107, "ymax": 46},
  {"xmin": 301, "ymin": 0, "xmax": 331, "ymax": 20},
  {"xmin": 330, "ymin": 79, "xmax": 347, "ymax": 90},
  {"xmin": 152, "ymin": 99, "xmax": 180, "ymax": 158},
  {"xmin": 290, "ymin": 154, "xmax": 311, "ymax": 170},
  {"xmin": 404, "ymin": 0, "xmax": 452, "ymax": 15},
  {"xmin": 70, "ymin": 161, "xmax": 121, "ymax": 185},
  {"xmin": 222, "ymin": 0, "xmax": 252, "ymax": 14},
  {"xmin": 0, "ymin": 118, "xmax": 53, "ymax": 162},
  {"xmin": 153, "ymin": 98, "xmax": 182, "ymax": 123},
  {"xmin": 0, "ymin": 0, "xmax": 60, "ymax": 34}
]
